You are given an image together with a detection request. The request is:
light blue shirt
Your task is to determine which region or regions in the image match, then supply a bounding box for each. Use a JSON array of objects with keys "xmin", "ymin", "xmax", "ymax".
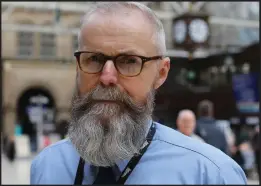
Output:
[{"xmin": 30, "ymin": 122, "xmax": 247, "ymax": 184}]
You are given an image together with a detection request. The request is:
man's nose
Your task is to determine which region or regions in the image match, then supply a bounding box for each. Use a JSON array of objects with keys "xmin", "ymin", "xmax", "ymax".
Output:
[{"xmin": 99, "ymin": 60, "xmax": 118, "ymax": 86}]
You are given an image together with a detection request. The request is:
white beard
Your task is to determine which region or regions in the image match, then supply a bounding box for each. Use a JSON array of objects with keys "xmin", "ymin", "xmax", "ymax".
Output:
[{"xmin": 68, "ymin": 84, "xmax": 155, "ymax": 166}]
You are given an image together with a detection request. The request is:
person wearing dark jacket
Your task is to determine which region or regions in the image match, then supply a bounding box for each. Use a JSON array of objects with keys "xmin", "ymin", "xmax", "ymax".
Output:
[
  {"xmin": 6, "ymin": 135, "xmax": 16, "ymax": 162},
  {"xmin": 251, "ymin": 125, "xmax": 260, "ymax": 179},
  {"xmin": 195, "ymin": 100, "xmax": 228, "ymax": 154},
  {"xmin": 232, "ymin": 129, "xmax": 250, "ymax": 177},
  {"xmin": 22, "ymin": 114, "xmax": 38, "ymax": 153}
]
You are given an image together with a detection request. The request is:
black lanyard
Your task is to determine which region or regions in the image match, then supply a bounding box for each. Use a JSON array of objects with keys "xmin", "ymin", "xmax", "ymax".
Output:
[{"xmin": 74, "ymin": 122, "xmax": 156, "ymax": 185}]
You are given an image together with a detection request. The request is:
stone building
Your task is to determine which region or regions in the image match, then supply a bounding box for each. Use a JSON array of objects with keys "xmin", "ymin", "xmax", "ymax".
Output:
[
  {"xmin": 2, "ymin": 3, "xmax": 82, "ymax": 136},
  {"xmin": 1, "ymin": 2, "xmax": 259, "ymax": 136}
]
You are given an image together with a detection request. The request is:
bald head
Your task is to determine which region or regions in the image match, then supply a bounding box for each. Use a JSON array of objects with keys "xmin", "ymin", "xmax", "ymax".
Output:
[
  {"xmin": 78, "ymin": 2, "xmax": 166, "ymax": 55},
  {"xmin": 176, "ymin": 110, "xmax": 196, "ymax": 136}
]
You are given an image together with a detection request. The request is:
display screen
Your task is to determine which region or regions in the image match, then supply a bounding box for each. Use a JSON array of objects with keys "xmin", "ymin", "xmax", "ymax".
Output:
[{"xmin": 232, "ymin": 73, "xmax": 259, "ymax": 113}]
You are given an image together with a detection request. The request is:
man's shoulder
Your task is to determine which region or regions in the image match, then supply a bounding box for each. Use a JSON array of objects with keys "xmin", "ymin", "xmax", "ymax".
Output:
[
  {"xmin": 154, "ymin": 122, "xmax": 246, "ymax": 183},
  {"xmin": 30, "ymin": 139, "xmax": 79, "ymax": 184},
  {"xmin": 154, "ymin": 123, "xmax": 224, "ymax": 161},
  {"xmin": 35, "ymin": 138, "xmax": 72, "ymax": 153},
  {"xmin": 32, "ymin": 139, "xmax": 78, "ymax": 167}
]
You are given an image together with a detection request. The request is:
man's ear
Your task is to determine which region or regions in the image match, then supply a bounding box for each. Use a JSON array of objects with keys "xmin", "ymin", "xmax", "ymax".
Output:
[{"xmin": 153, "ymin": 57, "xmax": 170, "ymax": 89}]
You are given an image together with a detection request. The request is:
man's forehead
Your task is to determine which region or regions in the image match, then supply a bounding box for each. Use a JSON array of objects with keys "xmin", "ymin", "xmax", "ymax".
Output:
[
  {"xmin": 79, "ymin": 10, "xmax": 157, "ymax": 56},
  {"xmin": 178, "ymin": 111, "xmax": 196, "ymax": 120},
  {"xmin": 81, "ymin": 10, "xmax": 153, "ymax": 35},
  {"xmin": 83, "ymin": 7, "xmax": 150, "ymax": 24}
]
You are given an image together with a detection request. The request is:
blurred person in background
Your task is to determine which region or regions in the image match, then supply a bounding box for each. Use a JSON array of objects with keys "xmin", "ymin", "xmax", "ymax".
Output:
[
  {"xmin": 5, "ymin": 135, "xmax": 16, "ymax": 162},
  {"xmin": 195, "ymin": 100, "xmax": 228, "ymax": 154},
  {"xmin": 176, "ymin": 109, "xmax": 204, "ymax": 142},
  {"xmin": 3, "ymin": 133, "xmax": 9, "ymax": 155},
  {"xmin": 23, "ymin": 114, "xmax": 38, "ymax": 153},
  {"xmin": 251, "ymin": 125, "xmax": 260, "ymax": 179},
  {"xmin": 231, "ymin": 126, "xmax": 254, "ymax": 177},
  {"xmin": 15, "ymin": 122, "xmax": 23, "ymax": 136},
  {"xmin": 215, "ymin": 120, "xmax": 236, "ymax": 156},
  {"xmin": 225, "ymin": 127, "xmax": 237, "ymax": 156},
  {"xmin": 30, "ymin": 2, "xmax": 246, "ymax": 184},
  {"xmin": 43, "ymin": 131, "xmax": 51, "ymax": 148}
]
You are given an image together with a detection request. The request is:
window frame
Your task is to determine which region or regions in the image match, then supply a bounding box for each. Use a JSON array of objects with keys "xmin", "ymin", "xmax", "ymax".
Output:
[
  {"xmin": 39, "ymin": 33, "xmax": 57, "ymax": 59},
  {"xmin": 17, "ymin": 31, "xmax": 34, "ymax": 58}
]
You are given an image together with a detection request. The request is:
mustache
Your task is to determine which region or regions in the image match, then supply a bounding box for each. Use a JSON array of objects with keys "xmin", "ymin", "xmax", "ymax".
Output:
[{"xmin": 71, "ymin": 84, "xmax": 147, "ymax": 115}]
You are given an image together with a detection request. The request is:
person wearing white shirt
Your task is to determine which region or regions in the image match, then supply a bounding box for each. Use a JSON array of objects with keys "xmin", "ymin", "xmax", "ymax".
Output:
[{"xmin": 176, "ymin": 109, "xmax": 204, "ymax": 143}]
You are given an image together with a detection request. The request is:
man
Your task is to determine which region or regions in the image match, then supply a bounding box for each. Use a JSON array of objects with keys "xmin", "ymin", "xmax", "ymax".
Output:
[
  {"xmin": 30, "ymin": 2, "xmax": 247, "ymax": 184},
  {"xmin": 176, "ymin": 109, "xmax": 204, "ymax": 142},
  {"xmin": 251, "ymin": 125, "xmax": 260, "ymax": 179},
  {"xmin": 216, "ymin": 120, "xmax": 236, "ymax": 156},
  {"xmin": 23, "ymin": 114, "xmax": 38, "ymax": 153},
  {"xmin": 5, "ymin": 135, "xmax": 16, "ymax": 162},
  {"xmin": 195, "ymin": 100, "xmax": 228, "ymax": 154}
]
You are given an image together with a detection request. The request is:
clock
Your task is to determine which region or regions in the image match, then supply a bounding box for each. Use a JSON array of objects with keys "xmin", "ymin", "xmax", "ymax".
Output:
[
  {"xmin": 172, "ymin": 13, "xmax": 210, "ymax": 51},
  {"xmin": 189, "ymin": 19, "xmax": 209, "ymax": 43},
  {"xmin": 173, "ymin": 20, "xmax": 187, "ymax": 44}
]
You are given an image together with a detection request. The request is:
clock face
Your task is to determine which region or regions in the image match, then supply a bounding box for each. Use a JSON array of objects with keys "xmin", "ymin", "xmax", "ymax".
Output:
[
  {"xmin": 189, "ymin": 19, "xmax": 209, "ymax": 43},
  {"xmin": 173, "ymin": 20, "xmax": 186, "ymax": 44}
]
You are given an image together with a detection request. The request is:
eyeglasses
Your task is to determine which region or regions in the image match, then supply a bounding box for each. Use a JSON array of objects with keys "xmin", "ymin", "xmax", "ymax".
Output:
[{"xmin": 74, "ymin": 51, "xmax": 163, "ymax": 77}]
